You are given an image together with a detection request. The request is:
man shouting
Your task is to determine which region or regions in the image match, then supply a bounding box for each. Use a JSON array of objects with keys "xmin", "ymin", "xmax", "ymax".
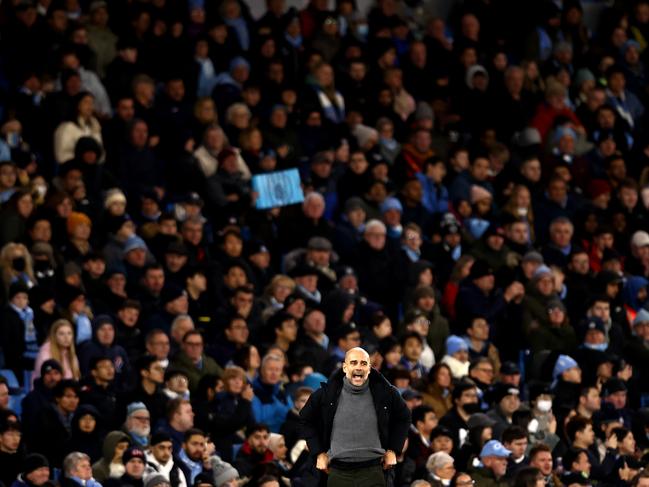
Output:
[{"xmin": 300, "ymin": 347, "xmax": 411, "ymax": 486}]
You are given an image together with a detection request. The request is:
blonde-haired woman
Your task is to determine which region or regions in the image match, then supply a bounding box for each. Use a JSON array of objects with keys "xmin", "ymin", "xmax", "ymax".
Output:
[
  {"xmin": 33, "ymin": 319, "xmax": 81, "ymax": 383},
  {"xmin": 502, "ymin": 184, "xmax": 535, "ymax": 242},
  {"xmin": 0, "ymin": 242, "xmax": 36, "ymax": 294},
  {"xmin": 261, "ymin": 274, "xmax": 296, "ymax": 320}
]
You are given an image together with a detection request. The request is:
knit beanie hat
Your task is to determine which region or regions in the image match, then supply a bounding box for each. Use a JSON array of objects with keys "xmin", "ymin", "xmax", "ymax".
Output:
[
  {"xmin": 127, "ymin": 402, "xmax": 148, "ymax": 417},
  {"xmin": 414, "ymin": 101, "xmax": 434, "ymax": 122},
  {"xmin": 352, "ymin": 124, "xmax": 379, "ymax": 148},
  {"xmin": 67, "ymin": 211, "xmax": 92, "ymax": 235},
  {"xmin": 445, "ymin": 335, "xmax": 468, "ymax": 356},
  {"xmin": 211, "ymin": 456, "xmax": 239, "ymax": 487},
  {"xmin": 531, "ymin": 264, "xmax": 553, "ymax": 283},
  {"xmin": 122, "ymin": 446, "xmax": 146, "ymax": 465},
  {"xmin": 553, "ymin": 354, "xmax": 579, "ymax": 379},
  {"xmin": 104, "ymin": 188, "xmax": 127, "ymax": 209},
  {"xmin": 144, "ymin": 474, "xmax": 171, "ymax": 487},
  {"xmin": 23, "ymin": 453, "xmax": 49, "ymax": 475},
  {"xmin": 634, "ymin": 308, "xmax": 649, "ymax": 327}
]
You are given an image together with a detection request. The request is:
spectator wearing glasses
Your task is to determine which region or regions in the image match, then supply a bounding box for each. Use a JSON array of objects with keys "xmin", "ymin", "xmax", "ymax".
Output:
[
  {"xmin": 470, "ymin": 440, "xmax": 511, "ymax": 487},
  {"xmin": 123, "ymin": 402, "xmax": 151, "ymax": 449},
  {"xmin": 145, "ymin": 330, "xmax": 171, "ymax": 368},
  {"xmin": 468, "ymin": 358, "xmax": 496, "ymax": 411},
  {"xmin": 426, "ymin": 451, "xmax": 456, "ymax": 487},
  {"xmin": 170, "ymin": 330, "xmax": 223, "ymax": 394}
]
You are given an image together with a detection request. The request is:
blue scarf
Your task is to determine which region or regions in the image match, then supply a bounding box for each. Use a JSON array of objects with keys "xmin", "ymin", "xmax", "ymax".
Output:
[
  {"xmin": 380, "ymin": 137, "xmax": 398, "ymax": 151},
  {"xmin": 284, "ymin": 32, "xmax": 303, "ymax": 49},
  {"xmin": 401, "ymin": 245, "xmax": 420, "ymax": 263},
  {"xmin": 75, "ymin": 313, "xmax": 92, "ymax": 344},
  {"xmin": 130, "ymin": 432, "xmax": 149, "ymax": 448},
  {"xmin": 179, "ymin": 449, "xmax": 203, "ymax": 484},
  {"xmin": 225, "ymin": 17, "xmax": 249, "ymax": 50},
  {"xmin": 10, "ymin": 303, "xmax": 38, "ymax": 359},
  {"xmin": 196, "ymin": 57, "xmax": 217, "ymax": 98}
]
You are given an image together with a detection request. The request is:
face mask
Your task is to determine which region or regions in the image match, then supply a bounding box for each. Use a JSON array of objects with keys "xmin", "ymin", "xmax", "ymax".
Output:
[
  {"xmin": 33, "ymin": 260, "xmax": 50, "ymax": 271},
  {"xmin": 527, "ymin": 418, "xmax": 539, "ymax": 433},
  {"xmin": 536, "ymin": 399, "xmax": 553, "ymax": 413},
  {"xmin": 356, "ymin": 23, "xmax": 369, "ymax": 39},
  {"xmin": 12, "ymin": 257, "xmax": 26, "ymax": 272},
  {"xmin": 584, "ymin": 342, "xmax": 608, "ymax": 352},
  {"xmin": 34, "ymin": 184, "xmax": 48, "ymax": 198},
  {"xmin": 463, "ymin": 402, "xmax": 482, "ymax": 414}
]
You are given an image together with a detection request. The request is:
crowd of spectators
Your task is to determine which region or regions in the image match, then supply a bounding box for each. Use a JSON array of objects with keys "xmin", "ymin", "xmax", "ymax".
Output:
[{"xmin": 3, "ymin": 0, "xmax": 649, "ymax": 487}]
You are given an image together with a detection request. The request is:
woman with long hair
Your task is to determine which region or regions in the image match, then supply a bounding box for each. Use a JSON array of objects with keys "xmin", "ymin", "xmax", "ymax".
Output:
[
  {"xmin": 232, "ymin": 344, "xmax": 261, "ymax": 382},
  {"xmin": 422, "ymin": 362, "xmax": 454, "ymax": 418},
  {"xmin": 53, "ymin": 91, "xmax": 104, "ymax": 164},
  {"xmin": 502, "ymin": 184, "xmax": 535, "ymax": 242},
  {"xmin": 260, "ymin": 274, "xmax": 296, "ymax": 320},
  {"xmin": 0, "ymin": 241, "xmax": 37, "ymax": 295},
  {"xmin": 0, "ymin": 188, "xmax": 35, "ymax": 246},
  {"xmin": 33, "ymin": 318, "xmax": 82, "ymax": 383}
]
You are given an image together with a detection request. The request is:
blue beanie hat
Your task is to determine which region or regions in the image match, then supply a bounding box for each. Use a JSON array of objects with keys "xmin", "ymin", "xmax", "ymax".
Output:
[
  {"xmin": 380, "ymin": 197, "xmax": 403, "ymax": 214},
  {"xmin": 553, "ymin": 354, "xmax": 579, "ymax": 379},
  {"xmin": 445, "ymin": 335, "xmax": 468, "ymax": 356}
]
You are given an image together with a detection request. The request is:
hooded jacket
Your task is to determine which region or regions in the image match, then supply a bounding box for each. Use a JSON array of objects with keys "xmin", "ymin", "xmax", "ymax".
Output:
[
  {"xmin": 65, "ymin": 404, "xmax": 103, "ymax": 462},
  {"xmin": 92, "ymin": 430, "xmax": 132, "ymax": 482},
  {"xmin": 78, "ymin": 316, "xmax": 132, "ymax": 391}
]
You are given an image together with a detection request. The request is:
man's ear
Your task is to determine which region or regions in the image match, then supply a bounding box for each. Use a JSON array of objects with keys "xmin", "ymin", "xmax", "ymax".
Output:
[{"xmin": 342, "ymin": 361, "xmax": 347, "ymax": 374}]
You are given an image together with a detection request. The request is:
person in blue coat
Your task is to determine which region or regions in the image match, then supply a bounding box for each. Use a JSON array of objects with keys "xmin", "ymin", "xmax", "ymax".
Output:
[{"xmin": 251, "ymin": 354, "xmax": 293, "ymax": 433}]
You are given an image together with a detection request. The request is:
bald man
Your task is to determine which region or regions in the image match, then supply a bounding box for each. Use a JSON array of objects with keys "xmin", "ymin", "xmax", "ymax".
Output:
[{"xmin": 300, "ymin": 347, "xmax": 411, "ymax": 487}]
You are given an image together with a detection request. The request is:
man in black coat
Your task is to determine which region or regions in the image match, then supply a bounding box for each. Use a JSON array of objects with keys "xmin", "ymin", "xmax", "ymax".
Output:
[
  {"xmin": 21, "ymin": 359, "xmax": 63, "ymax": 441},
  {"xmin": 454, "ymin": 260, "xmax": 524, "ymax": 335},
  {"xmin": 291, "ymin": 308, "xmax": 330, "ymax": 373},
  {"xmin": 0, "ymin": 418, "xmax": 24, "ymax": 487},
  {"xmin": 30, "ymin": 380, "xmax": 80, "ymax": 468},
  {"xmin": 79, "ymin": 356, "xmax": 118, "ymax": 429},
  {"xmin": 300, "ymin": 347, "xmax": 411, "ymax": 486},
  {"xmin": 353, "ymin": 220, "xmax": 404, "ymax": 320}
]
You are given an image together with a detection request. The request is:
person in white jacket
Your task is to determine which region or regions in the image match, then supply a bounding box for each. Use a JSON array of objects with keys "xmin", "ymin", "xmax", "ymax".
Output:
[
  {"xmin": 440, "ymin": 335, "xmax": 470, "ymax": 379},
  {"xmin": 144, "ymin": 432, "xmax": 188, "ymax": 487},
  {"xmin": 53, "ymin": 92, "xmax": 104, "ymax": 165},
  {"xmin": 193, "ymin": 124, "xmax": 250, "ymax": 180}
]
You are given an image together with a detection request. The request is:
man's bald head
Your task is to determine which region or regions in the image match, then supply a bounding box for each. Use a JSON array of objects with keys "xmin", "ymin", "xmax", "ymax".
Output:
[
  {"xmin": 343, "ymin": 347, "xmax": 371, "ymax": 386},
  {"xmin": 345, "ymin": 347, "xmax": 369, "ymax": 361}
]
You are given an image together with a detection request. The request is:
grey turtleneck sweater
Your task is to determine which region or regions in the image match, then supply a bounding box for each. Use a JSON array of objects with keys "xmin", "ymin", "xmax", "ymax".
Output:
[{"xmin": 328, "ymin": 377, "xmax": 384, "ymax": 461}]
